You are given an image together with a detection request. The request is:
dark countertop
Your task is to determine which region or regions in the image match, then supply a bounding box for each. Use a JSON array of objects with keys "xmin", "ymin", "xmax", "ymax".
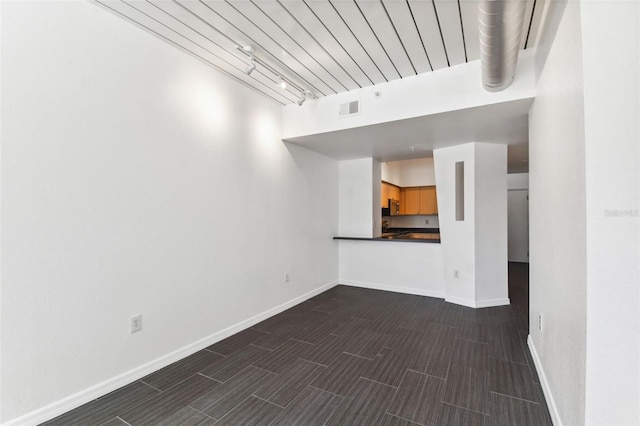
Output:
[
  {"xmin": 334, "ymin": 228, "xmax": 440, "ymax": 244},
  {"xmin": 385, "ymin": 227, "xmax": 439, "ymax": 233}
]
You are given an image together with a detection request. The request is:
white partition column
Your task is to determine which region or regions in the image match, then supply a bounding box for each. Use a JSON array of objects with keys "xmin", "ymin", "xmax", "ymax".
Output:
[
  {"xmin": 434, "ymin": 144, "xmax": 477, "ymax": 306},
  {"xmin": 338, "ymin": 158, "xmax": 381, "ymax": 238},
  {"xmin": 434, "ymin": 142, "xmax": 508, "ymax": 308},
  {"xmin": 474, "ymin": 144, "xmax": 509, "ymax": 305}
]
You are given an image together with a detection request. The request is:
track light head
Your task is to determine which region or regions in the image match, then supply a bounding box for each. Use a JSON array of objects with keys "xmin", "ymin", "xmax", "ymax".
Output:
[
  {"xmin": 240, "ymin": 45, "xmax": 256, "ymax": 75},
  {"xmin": 244, "ymin": 61, "xmax": 256, "ymax": 75},
  {"xmin": 296, "ymin": 90, "xmax": 315, "ymax": 106},
  {"xmin": 278, "ymin": 76, "xmax": 287, "ymax": 90}
]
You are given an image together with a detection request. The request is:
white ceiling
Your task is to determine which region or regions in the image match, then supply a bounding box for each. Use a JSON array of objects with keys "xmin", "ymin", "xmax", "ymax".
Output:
[
  {"xmin": 284, "ymin": 98, "xmax": 532, "ymax": 171},
  {"xmin": 97, "ymin": 0, "xmax": 541, "ymax": 171},
  {"xmin": 96, "ymin": 0, "xmax": 544, "ymax": 105}
]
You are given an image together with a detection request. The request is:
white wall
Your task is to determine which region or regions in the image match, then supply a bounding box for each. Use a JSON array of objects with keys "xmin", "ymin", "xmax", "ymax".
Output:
[
  {"xmin": 339, "ymin": 158, "xmax": 375, "ymax": 238},
  {"xmin": 507, "ymin": 173, "xmax": 529, "ymax": 263},
  {"xmin": 0, "ymin": 1, "xmax": 338, "ymax": 423},
  {"xmin": 372, "ymin": 159, "xmax": 382, "ymax": 238},
  {"xmin": 507, "ymin": 172, "xmax": 529, "ymax": 190},
  {"xmin": 434, "ymin": 143, "xmax": 509, "ymax": 308},
  {"xmin": 381, "ymin": 161, "xmax": 402, "ymax": 186},
  {"xmin": 389, "ymin": 215, "xmax": 439, "ymax": 229},
  {"xmin": 533, "ymin": 0, "xmax": 568, "ymax": 85},
  {"xmin": 434, "ymin": 144, "xmax": 477, "ymax": 305},
  {"xmin": 507, "ymin": 190, "xmax": 529, "ymax": 263},
  {"xmin": 339, "ymin": 240, "xmax": 444, "ymax": 298},
  {"xmin": 474, "ymin": 144, "xmax": 508, "ymax": 303},
  {"xmin": 382, "ymin": 157, "xmax": 436, "ymax": 187},
  {"xmin": 528, "ymin": 2, "xmax": 587, "ymax": 424},
  {"xmin": 581, "ymin": 1, "xmax": 640, "ymax": 424},
  {"xmin": 283, "ymin": 51, "xmax": 536, "ymax": 139},
  {"xmin": 528, "ymin": 1, "xmax": 640, "ymax": 424}
]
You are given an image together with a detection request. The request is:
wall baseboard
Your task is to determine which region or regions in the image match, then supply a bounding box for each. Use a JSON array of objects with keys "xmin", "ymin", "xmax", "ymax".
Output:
[
  {"xmin": 2, "ymin": 280, "xmax": 338, "ymax": 426},
  {"xmin": 444, "ymin": 295, "xmax": 476, "ymax": 308},
  {"xmin": 340, "ymin": 279, "xmax": 445, "ymax": 299},
  {"xmin": 475, "ymin": 297, "xmax": 511, "ymax": 308},
  {"xmin": 444, "ymin": 296, "xmax": 511, "ymax": 308},
  {"xmin": 528, "ymin": 335, "xmax": 563, "ymax": 426},
  {"xmin": 341, "ymin": 280, "xmax": 510, "ymax": 309}
]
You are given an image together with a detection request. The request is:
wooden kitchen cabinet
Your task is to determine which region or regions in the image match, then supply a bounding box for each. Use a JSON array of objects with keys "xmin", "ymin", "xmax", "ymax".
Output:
[
  {"xmin": 402, "ymin": 187, "xmax": 421, "ymax": 215},
  {"xmin": 381, "ymin": 181, "xmax": 401, "ymax": 208},
  {"xmin": 419, "ymin": 186, "xmax": 438, "ymax": 215},
  {"xmin": 398, "ymin": 185, "xmax": 438, "ymax": 215},
  {"xmin": 389, "ymin": 185, "xmax": 400, "ymax": 202},
  {"xmin": 381, "ymin": 182, "xmax": 390, "ymax": 208}
]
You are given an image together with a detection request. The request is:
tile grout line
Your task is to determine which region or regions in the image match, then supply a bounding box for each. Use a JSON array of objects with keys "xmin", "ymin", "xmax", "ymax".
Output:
[
  {"xmin": 139, "ymin": 380, "xmax": 162, "ymax": 392},
  {"xmin": 143, "ymin": 372, "xmax": 215, "ymax": 396},
  {"xmin": 440, "ymin": 400, "xmax": 490, "ymax": 417},
  {"xmin": 245, "ymin": 364, "xmax": 277, "ymax": 375},
  {"xmin": 302, "ymin": 358, "xmax": 328, "ymax": 368},
  {"xmin": 491, "ymin": 390, "xmax": 544, "ymax": 405},
  {"xmin": 383, "ymin": 411, "xmax": 426, "ymax": 425},
  {"xmin": 342, "ymin": 350, "xmax": 377, "ymax": 361},
  {"xmin": 250, "ymin": 394, "xmax": 287, "ymax": 409},
  {"xmin": 290, "ymin": 337, "xmax": 315, "ymax": 345},
  {"xmin": 195, "ymin": 371, "xmax": 224, "ymax": 384},
  {"xmin": 307, "ymin": 384, "xmax": 346, "ymax": 400},
  {"xmin": 488, "ymin": 354, "xmax": 530, "ymax": 366},
  {"xmin": 206, "ymin": 394, "xmax": 256, "ymax": 424},
  {"xmin": 203, "ymin": 348, "xmax": 228, "ymax": 357},
  {"xmin": 116, "ymin": 416, "xmax": 133, "ymax": 426},
  {"xmin": 357, "ymin": 376, "xmax": 399, "ymax": 389},
  {"xmin": 454, "ymin": 336, "xmax": 491, "ymax": 345},
  {"xmin": 189, "ymin": 406, "xmax": 218, "ymax": 422}
]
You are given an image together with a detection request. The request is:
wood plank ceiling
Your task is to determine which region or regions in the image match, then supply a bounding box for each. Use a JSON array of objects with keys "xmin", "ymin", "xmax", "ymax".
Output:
[{"xmin": 97, "ymin": 0, "xmax": 544, "ymax": 105}]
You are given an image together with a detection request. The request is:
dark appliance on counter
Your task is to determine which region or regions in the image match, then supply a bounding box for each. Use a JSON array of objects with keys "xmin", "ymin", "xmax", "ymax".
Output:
[
  {"xmin": 382, "ymin": 199, "xmax": 401, "ymax": 216},
  {"xmin": 389, "ymin": 199, "xmax": 401, "ymax": 215}
]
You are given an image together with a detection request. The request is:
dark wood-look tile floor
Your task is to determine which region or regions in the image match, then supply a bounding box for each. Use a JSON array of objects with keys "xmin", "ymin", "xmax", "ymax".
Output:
[{"xmin": 43, "ymin": 263, "xmax": 551, "ymax": 426}]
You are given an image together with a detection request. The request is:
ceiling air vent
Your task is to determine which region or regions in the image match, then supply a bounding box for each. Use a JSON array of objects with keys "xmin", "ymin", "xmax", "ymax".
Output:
[{"xmin": 339, "ymin": 100, "xmax": 360, "ymax": 117}]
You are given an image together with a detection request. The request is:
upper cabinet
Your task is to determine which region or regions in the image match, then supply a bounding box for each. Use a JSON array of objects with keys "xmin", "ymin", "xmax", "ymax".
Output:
[
  {"xmin": 381, "ymin": 181, "xmax": 401, "ymax": 208},
  {"xmin": 400, "ymin": 186, "xmax": 438, "ymax": 215},
  {"xmin": 402, "ymin": 187, "xmax": 420, "ymax": 215},
  {"xmin": 419, "ymin": 186, "xmax": 438, "ymax": 215}
]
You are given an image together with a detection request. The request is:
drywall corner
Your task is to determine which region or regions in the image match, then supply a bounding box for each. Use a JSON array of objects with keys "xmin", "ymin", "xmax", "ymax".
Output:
[
  {"xmin": 338, "ymin": 158, "xmax": 375, "ymax": 238},
  {"xmin": 474, "ymin": 143, "xmax": 508, "ymax": 303}
]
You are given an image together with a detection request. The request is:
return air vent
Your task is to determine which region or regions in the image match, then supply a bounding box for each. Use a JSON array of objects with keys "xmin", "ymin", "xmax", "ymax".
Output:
[{"xmin": 339, "ymin": 100, "xmax": 360, "ymax": 117}]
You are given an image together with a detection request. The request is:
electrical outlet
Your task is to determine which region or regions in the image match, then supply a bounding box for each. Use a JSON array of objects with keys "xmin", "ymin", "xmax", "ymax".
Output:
[
  {"xmin": 284, "ymin": 272, "xmax": 290, "ymax": 283},
  {"xmin": 130, "ymin": 314, "xmax": 142, "ymax": 333},
  {"xmin": 453, "ymin": 270, "xmax": 460, "ymax": 279},
  {"xmin": 425, "ymin": 219, "xmax": 429, "ymax": 225},
  {"xmin": 538, "ymin": 314, "xmax": 542, "ymax": 331}
]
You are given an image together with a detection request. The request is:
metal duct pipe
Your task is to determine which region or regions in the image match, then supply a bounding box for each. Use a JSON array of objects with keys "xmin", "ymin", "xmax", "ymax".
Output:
[{"xmin": 478, "ymin": 0, "xmax": 526, "ymax": 92}]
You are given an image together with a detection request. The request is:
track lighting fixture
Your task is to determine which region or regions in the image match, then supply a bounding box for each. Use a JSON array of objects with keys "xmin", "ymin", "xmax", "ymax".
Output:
[
  {"xmin": 244, "ymin": 60, "xmax": 256, "ymax": 75},
  {"xmin": 235, "ymin": 45, "xmax": 315, "ymax": 105},
  {"xmin": 242, "ymin": 45, "xmax": 256, "ymax": 75},
  {"xmin": 296, "ymin": 90, "xmax": 315, "ymax": 106}
]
